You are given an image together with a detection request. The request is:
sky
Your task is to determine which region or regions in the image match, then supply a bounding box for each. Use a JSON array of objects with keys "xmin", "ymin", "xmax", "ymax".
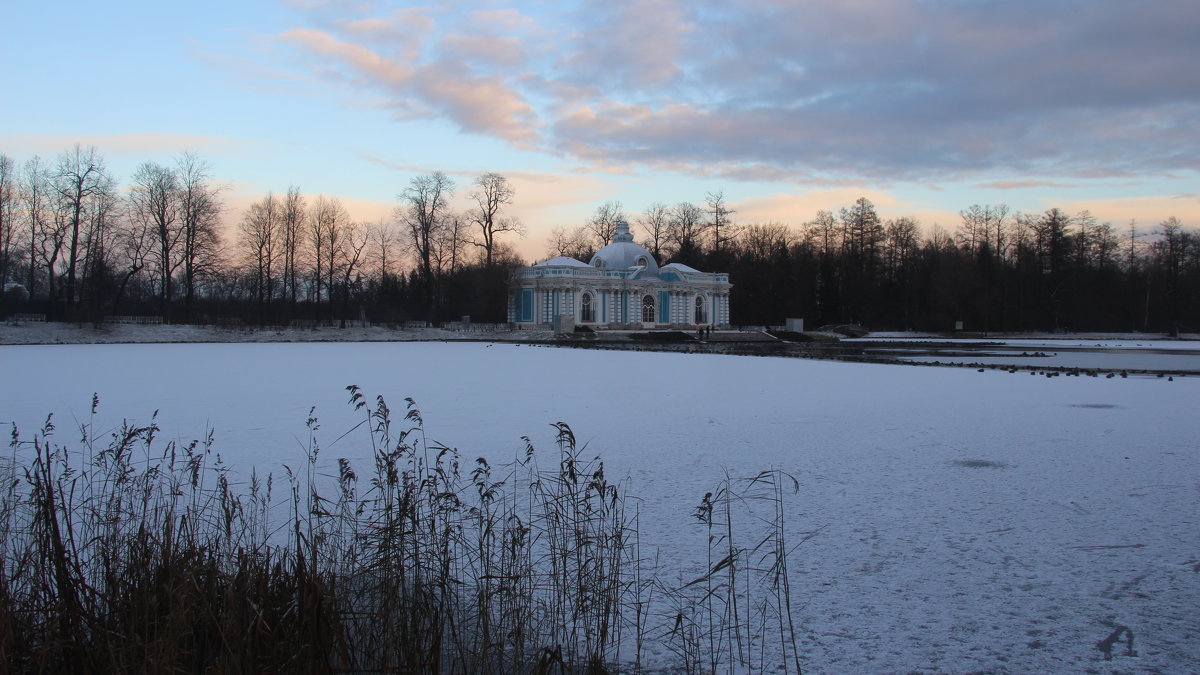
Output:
[{"xmin": 3, "ymin": 0, "xmax": 1199, "ymax": 261}]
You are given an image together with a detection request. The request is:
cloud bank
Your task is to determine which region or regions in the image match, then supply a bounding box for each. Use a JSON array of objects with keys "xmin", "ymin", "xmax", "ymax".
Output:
[{"xmin": 275, "ymin": 0, "xmax": 1200, "ymax": 183}]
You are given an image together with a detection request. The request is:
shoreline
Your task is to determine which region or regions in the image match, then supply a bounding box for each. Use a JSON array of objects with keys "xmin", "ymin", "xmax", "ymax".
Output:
[
  {"xmin": 0, "ymin": 321, "xmax": 553, "ymax": 346},
  {"xmin": 2, "ymin": 320, "xmax": 1196, "ymax": 347}
]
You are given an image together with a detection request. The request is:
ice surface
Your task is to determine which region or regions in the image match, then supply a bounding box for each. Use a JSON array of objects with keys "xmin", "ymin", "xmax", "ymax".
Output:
[{"xmin": 1, "ymin": 341, "xmax": 1196, "ymax": 673}]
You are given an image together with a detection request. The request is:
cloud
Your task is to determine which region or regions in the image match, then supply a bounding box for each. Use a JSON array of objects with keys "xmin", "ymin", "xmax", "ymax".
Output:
[
  {"xmin": 558, "ymin": 0, "xmax": 693, "ymax": 90},
  {"xmin": 975, "ymin": 180, "xmax": 1081, "ymax": 190},
  {"xmin": 336, "ymin": 9, "xmax": 434, "ymax": 61},
  {"xmin": 270, "ymin": 0, "xmax": 1200, "ymax": 183},
  {"xmin": 440, "ymin": 33, "xmax": 525, "ymax": 68},
  {"xmin": 279, "ymin": 21, "xmax": 539, "ymax": 144},
  {"xmin": 281, "ymin": 28, "xmax": 413, "ymax": 87}
]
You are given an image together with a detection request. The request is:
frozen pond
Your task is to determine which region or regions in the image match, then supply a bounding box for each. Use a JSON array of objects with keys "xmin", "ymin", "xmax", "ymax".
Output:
[{"xmin": 2, "ymin": 341, "xmax": 1197, "ymax": 673}]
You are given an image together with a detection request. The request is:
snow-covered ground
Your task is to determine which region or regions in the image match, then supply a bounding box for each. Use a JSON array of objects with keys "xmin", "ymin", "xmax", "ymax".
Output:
[{"xmin": 1, "ymin": 341, "xmax": 1196, "ymax": 673}]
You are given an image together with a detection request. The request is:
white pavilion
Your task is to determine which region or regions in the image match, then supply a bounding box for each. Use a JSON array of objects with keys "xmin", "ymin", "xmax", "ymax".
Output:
[{"xmin": 508, "ymin": 221, "xmax": 732, "ymax": 328}]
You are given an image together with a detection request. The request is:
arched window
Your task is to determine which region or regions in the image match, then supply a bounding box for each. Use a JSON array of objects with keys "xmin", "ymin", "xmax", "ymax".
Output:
[
  {"xmin": 694, "ymin": 295, "xmax": 707, "ymax": 324},
  {"xmin": 581, "ymin": 292, "xmax": 595, "ymax": 323},
  {"xmin": 635, "ymin": 256, "xmax": 649, "ymax": 268},
  {"xmin": 641, "ymin": 295, "xmax": 656, "ymax": 323}
]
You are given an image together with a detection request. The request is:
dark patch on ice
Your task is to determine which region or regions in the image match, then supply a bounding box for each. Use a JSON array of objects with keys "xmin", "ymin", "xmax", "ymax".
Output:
[
  {"xmin": 1068, "ymin": 403, "xmax": 1122, "ymax": 409},
  {"xmin": 950, "ymin": 459, "xmax": 1009, "ymax": 469}
]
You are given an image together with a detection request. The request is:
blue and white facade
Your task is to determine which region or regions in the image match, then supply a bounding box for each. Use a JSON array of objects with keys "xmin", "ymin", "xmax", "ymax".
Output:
[{"xmin": 508, "ymin": 221, "xmax": 732, "ymax": 327}]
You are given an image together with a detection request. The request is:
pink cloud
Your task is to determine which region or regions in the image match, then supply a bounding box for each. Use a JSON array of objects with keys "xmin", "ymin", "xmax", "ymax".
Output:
[
  {"xmin": 270, "ymin": 0, "xmax": 1200, "ymax": 183},
  {"xmin": 336, "ymin": 10, "xmax": 433, "ymax": 60},
  {"xmin": 281, "ymin": 28, "xmax": 413, "ymax": 87},
  {"xmin": 280, "ymin": 28, "xmax": 538, "ymax": 145},
  {"xmin": 412, "ymin": 62, "xmax": 539, "ymax": 143}
]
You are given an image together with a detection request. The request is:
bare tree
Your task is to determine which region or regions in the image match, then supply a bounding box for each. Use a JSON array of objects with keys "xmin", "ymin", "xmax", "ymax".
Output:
[
  {"xmin": 839, "ymin": 197, "xmax": 884, "ymax": 265},
  {"xmin": 705, "ymin": 190, "xmax": 738, "ymax": 258},
  {"xmin": 804, "ymin": 209, "xmax": 839, "ymax": 260},
  {"xmin": 667, "ymin": 201, "xmax": 706, "ymax": 264},
  {"xmin": 79, "ymin": 181, "xmax": 120, "ymax": 319},
  {"xmin": 444, "ymin": 213, "xmax": 470, "ymax": 275},
  {"xmin": 396, "ymin": 172, "xmax": 454, "ymax": 317},
  {"xmin": 958, "ymin": 203, "xmax": 1010, "ymax": 260},
  {"xmin": 545, "ymin": 224, "xmax": 594, "ymax": 261},
  {"xmin": 110, "ymin": 201, "xmax": 153, "ymax": 315},
  {"xmin": 239, "ymin": 193, "xmax": 281, "ymax": 317},
  {"xmin": 1090, "ymin": 220, "xmax": 1120, "ymax": 270},
  {"xmin": 370, "ymin": 218, "xmax": 400, "ymax": 281},
  {"xmin": 988, "ymin": 203, "xmax": 1011, "ymax": 262},
  {"xmin": 586, "ymin": 200, "xmax": 625, "ymax": 248},
  {"xmin": 21, "ymin": 157, "xmax": 54, "ymax": 301},
  {"xmin": 1152, "ymin": 216, "xmax": 1195, "ymax": 334},
  {"xmin": 1072, "ymin": 210, "xmax": 1098, "ymax": 270},
  {"xmin": 317, "ymin": 196, "xmax": 350, "ymax": 322},
  {"xmin": 280, "ymin": 185, "xmax": 305, "ymax": 310},
  {"xmin": 883, "ymin": 217, "xmax": 920, "ymax": 280},
  {"xmin": 1032, "ymin": 207, "xmax": 1071, "ymax": 277},
  {"xmin": 468, "ymin": 172, "xmax": 523, "ymax": 268},
  {"xmin": 739, "ymin": 223, "xmax": 792, "ymax": 261},
  {"xmin": 1124, "ymin": 220, "xmax": 1145, "ymax": 272},
  {"xmin": 54, "ymin": 145, "xmax": 110, "ymax": 315},
  {"xmin": 308, "ymin": 195, "xmax": 349, "ymax": 312},
  {"xmin": 337, "ymin": 221, "xmax": 371, "ymax": 327},
  {"xmin": 41, "ymin": 205, "xmax": 69, "ymax": 308},
  {"xmin": 129, "ymin": 161, "xmax": 182, "ymax": 322},
  {"xmin": 176, "ymin": 153, "xmax": 223, "ymax": 322},
  {"xmin": 427, "ymin": 212, "xmax": 469, "ymax": 279},
  {"xmin": 958, "ymin": 204, "xmax": 987, "ymax": 256},
  {"xmin": 0, "ymin": 154, "xmax": 16, "ymax": 288},
  {"xmin": 637, "ymin": 202, "xmax": 670, "ymax": 262}
]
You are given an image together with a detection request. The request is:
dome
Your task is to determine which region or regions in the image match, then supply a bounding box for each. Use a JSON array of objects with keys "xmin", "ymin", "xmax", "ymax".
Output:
[{"xmin": 589, "ymin": 221, "xmax": 659, "ymax": 276}]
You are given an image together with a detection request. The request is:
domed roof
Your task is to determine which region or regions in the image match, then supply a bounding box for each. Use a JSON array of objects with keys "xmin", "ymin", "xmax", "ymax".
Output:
[{"xmin": 589, "ymin": 221, "xmax": 659, "ymax": 276}]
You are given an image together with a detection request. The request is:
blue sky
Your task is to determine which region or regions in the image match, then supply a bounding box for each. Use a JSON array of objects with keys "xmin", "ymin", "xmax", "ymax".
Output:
[{"xmin": 3, "ymin": 0, "xmax": 1198, "ymax": 260}]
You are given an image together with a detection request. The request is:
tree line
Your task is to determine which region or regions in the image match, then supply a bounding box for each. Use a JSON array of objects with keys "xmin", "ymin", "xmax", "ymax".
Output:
[
  {"xmin": 0, "ymin": 148, "xmax": 524, "ymax": 326},
  {"xmin": 550, "ymin": 195, "xmax": 1197, "ymax": 334},
  {"xmin": 1, "ymin": 146, "xmax": 1196, "ymax": 333}
]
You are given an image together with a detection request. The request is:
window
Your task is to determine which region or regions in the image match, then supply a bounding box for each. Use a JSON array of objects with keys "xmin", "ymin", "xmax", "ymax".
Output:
[
  {"xmin": 581, "ymin": 292, "xmax": 595, "ymax": 323},
  {"xmin": 641, "ymin": 295, "xmax": 655, "ymax": 323},
  {"xmin": 516, "ymin": 288, "xmax": 533, "ymax": 322},
  {"xmin": 695, "ymin": 295, "xmax": 707, "ymax": 324},
  {"xmin": 635, "ymin": 256, "xmax": 649, "ymax": 267}
]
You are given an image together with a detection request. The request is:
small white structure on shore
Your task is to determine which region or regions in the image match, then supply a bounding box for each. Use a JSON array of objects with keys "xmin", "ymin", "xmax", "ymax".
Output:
[{"xmin": 508, "ymin": 221, "xmax": 732, "ymax": 328}]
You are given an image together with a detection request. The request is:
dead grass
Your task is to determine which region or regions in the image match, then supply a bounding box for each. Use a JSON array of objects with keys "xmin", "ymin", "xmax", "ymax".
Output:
[{"xmin": 0, "ymin": 391, "xmax": 809, "ymax": 674}]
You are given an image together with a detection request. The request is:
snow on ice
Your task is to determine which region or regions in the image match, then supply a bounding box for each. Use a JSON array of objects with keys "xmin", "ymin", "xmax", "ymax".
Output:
[{"xmin": 1, "ymin": 341, "xmax": 1196, "ymax": 673}]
